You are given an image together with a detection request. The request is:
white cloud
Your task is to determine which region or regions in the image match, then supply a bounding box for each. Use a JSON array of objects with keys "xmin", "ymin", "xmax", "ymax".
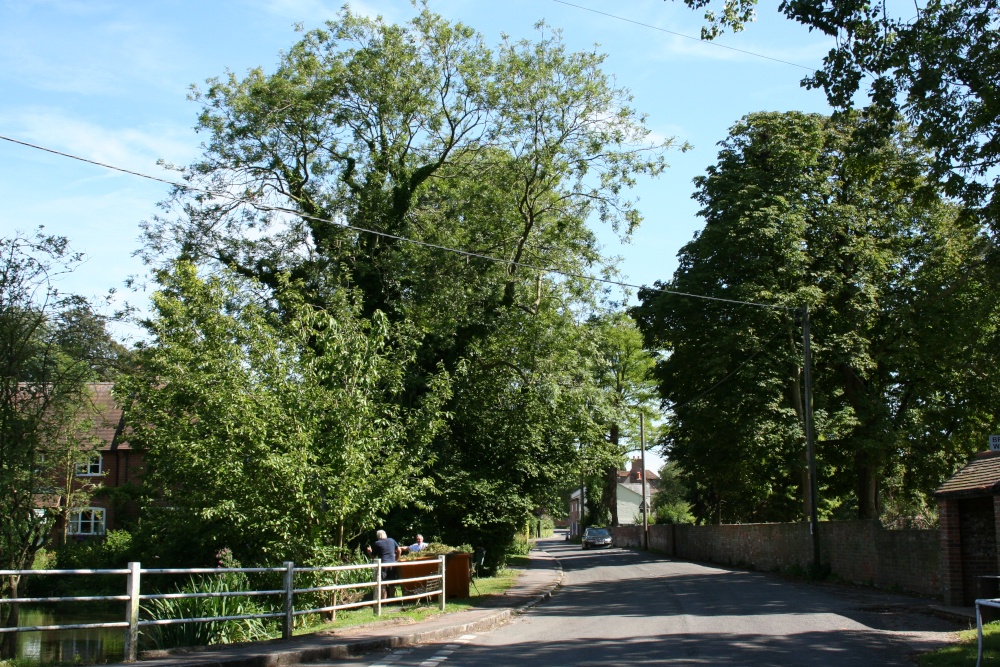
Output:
[{"xmin": 5, "ymin": 108, "xmax": 197, "ymax": 177}]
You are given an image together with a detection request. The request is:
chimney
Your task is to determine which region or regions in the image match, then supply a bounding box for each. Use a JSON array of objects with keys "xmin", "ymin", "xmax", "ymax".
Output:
[{"xmin": 630, "ymin": 458, "xmax": 643, "ymax": 482}]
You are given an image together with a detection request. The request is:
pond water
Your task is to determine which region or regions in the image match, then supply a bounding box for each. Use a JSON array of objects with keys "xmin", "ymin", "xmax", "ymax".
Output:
[{"xmin": 13, "ymin": 605, "xmax": 125, "ymax": 664}]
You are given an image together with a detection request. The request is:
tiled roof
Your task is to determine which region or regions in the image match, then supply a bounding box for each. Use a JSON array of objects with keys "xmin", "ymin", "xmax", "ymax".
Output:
[
  {"xmin": 86, "ymin": 382, "xmax": 128, "ymax": 450},
  {"xmin": 934, "ymin": 451, "xmax": 1000, "ymax": 498}
]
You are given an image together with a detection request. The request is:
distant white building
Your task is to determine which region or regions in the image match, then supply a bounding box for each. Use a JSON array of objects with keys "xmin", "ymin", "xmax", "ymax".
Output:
[
  {"xmin": 568, "ymin": 458, "xmax": 660, "ymax": 535},
  {"xmin": 616, "ymin": 458, "xmax": 659, "ymax": 525}
]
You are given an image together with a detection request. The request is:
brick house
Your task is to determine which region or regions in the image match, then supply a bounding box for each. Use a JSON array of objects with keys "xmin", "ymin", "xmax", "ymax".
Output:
[
  {"xmin": 50, "ymin": 382, "xmax": 143, "ymax": 540},
  {"xmin": 934, "ymin": 450, "xmax": 1000, "ymax": 606}
]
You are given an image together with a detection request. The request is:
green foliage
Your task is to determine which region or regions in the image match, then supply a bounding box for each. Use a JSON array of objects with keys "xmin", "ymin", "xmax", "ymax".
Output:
[
  {"xmin": 0, "ymin": 230, "xmax": 124, "ymax": 657},
  {"xmin": 136, "ymin": 6, "xmax": 678, "ymax": 568},
  {"xmin": 140, "ymin": 568, "xmax": 276, "ymax": 650},
  {"xmin": 588, "ymin": 312, "xmax": 661, "ymax": 526},
  {"xmin": 29, "ymin": 549, "xmax": 56, "ymax": 571},
  {"xmin": 400, "ymin": 543, "xmax": 469, "ymax": 560},
  {"xmin": 650, "ymin": 461, "xmax": 695, "ymax": 524},
  {"xmin": 27, "ymin": 531, "xmax": 137, "ymax": 598},
  {"xmin": 56, "ymin": 530, "xmax": 134, "ymax": 570},
  {"xmin": 100, "ymin": 530, "xmax": 134, "ymax": 564},
  {"xmin": 878, "ymin": 490, "xmax": 939, "ymax": 531},
  {"xmin": 652, "ymin": 501, "xmax": 694, "ymax": 525},
  {"xmin": 282, "ymin": 547, "xmax": 374, "ymax": 623},
  {"xmin": 118, "ymin": 264, "xmax": 450, "ymax": 566},
  {"xmin": 507, "ymin": 535, "xmax": 531, "ymax": 557},
  {"xmin": 634, "ymin": 111, "xmax": 995, "ymax": 523},
  {"xmin": 679, "ymin": 0, "xmax": 1000, "ymax": 233}
]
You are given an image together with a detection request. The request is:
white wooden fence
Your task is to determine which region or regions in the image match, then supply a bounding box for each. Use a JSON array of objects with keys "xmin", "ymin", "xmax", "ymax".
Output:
[{"xmin": 0, "ymin": 557, "xmax": 445, "ymax": 662}]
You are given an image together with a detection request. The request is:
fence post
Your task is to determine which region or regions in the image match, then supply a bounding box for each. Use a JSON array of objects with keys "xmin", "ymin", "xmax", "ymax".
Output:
[
  {"xmin": 375, "ymin": 559, "xmax": 382, "ymax": 617},
  {"xmin": 283, "ymin": 561, "xmax": 295, "ymax": 640},
  {"xmin": 124, "ymin": 561, "xmax": 140, "ymax": 662},
  {"xmin": 439, "ymin": 555, "xmax": 446, "ymax": 611}
]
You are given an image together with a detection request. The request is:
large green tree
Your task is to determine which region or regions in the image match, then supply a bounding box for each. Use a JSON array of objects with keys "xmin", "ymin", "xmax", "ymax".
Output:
[
  {"xmin": 141, "ymin": 7, "xmax": 677, "ymax": 558},
  {"xmin": 633, "ymin": 111, "xmax": 996, "ymax": 523},
  {"xmin": 117, "ymin": 263, "xmax": 449, "ymax": 566},
  {"xmin": 677, "ymin": 0, "xmax": 1000, "ymax": 231},
  {"xmin": 589, "ymin": 312, "xmax": 659, "ymax": 526}
]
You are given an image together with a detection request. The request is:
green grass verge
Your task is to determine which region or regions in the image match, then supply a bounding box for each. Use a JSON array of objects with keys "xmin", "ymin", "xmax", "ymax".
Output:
[
  {"xmin": 292, "ymin": 566, "xmax": 522, "ymax": 635},
  {"xmin": 919, "ymin": 620, "xmax": 999, "ymax": 666}
]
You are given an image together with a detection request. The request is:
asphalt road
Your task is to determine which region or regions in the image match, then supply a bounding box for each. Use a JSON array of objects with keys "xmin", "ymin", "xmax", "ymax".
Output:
[{"xmin": 312, "ymin": 536, "xmax": 965, "ymax": 666}]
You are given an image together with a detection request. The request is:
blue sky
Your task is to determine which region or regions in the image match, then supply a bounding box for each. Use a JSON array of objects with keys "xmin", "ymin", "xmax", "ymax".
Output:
[
  {"xmin": 0, "ymin": 0, "xmax": 838, "ymax": 471},
  {"xmin": 1, "ymin": 0, "xmax": 835, "ymax": 307}
]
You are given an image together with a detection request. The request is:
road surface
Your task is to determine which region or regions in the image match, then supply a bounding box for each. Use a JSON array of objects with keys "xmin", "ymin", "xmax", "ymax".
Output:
[{"xmin": 313, "ymin": 536, "xmax": 963, "ymax": 666}]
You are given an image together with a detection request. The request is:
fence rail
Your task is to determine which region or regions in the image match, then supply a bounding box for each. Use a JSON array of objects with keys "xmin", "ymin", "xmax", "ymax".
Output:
[{"xmin": 0, "ymin": 557, "xmax": 446, "ymax": 662}]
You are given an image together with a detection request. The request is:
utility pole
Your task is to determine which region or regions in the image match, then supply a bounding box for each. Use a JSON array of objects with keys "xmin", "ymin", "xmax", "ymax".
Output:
[
  {"xmin": 640, "ymin": 413, "xmax": 649, "ymax": 551},
  {"xmin": 803, "ymin": 305, "xmax": 820, "ymax": 571}
]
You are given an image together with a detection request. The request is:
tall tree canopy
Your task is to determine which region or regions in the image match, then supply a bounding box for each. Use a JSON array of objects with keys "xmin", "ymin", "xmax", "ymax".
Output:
[
  {"xmin": 633, "ymin": 111, "xmax": 997, "ymax": 524},
  {"xmin": 588, "ymin": 312, "xmax": 660, "ymax": 526},
  {"xmin": 139, "ymin": 7, "xmax": 678, "ymax": 560},
  {"xmin": 677, "ymin": 0, "xmax": 1000, "ymax": 232}
]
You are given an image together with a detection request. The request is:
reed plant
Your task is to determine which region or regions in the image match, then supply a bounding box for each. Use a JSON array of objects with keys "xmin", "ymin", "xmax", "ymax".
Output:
[{"xmin": 140, "ymin": 549, "xmax": 276, "ymax": 650}]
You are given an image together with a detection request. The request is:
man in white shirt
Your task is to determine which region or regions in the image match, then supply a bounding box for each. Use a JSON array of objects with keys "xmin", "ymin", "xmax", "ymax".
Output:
[{"xmin": 409, "ymin": 534, "xmax": 427, "ymax": 552}]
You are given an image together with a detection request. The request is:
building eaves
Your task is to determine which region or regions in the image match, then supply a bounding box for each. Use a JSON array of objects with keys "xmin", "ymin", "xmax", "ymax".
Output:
[{"xmin": 934, "ymin": 450, "xmax": 1000, "ymax": 499}]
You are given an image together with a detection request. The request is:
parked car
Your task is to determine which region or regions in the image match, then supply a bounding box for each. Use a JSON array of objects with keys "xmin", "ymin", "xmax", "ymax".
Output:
[{"xmin": 582, "ymin": 527, "xmax": 612, "ymax": 549}]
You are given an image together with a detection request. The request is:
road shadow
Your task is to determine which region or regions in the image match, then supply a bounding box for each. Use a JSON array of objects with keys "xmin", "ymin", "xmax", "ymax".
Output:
[
  {"xmin": 539, "ymin": 543, "xmax": 967, "ymax": 634},
  {"xmin": 434, "ymin": 629, "xmax": 951, "ymax": 666}
]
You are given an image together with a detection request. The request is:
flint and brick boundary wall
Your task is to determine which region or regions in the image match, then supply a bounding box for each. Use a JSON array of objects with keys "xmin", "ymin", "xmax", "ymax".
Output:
[{"xmin": 613, "ymin": 521, "xmax": 940, "ymax": 598}]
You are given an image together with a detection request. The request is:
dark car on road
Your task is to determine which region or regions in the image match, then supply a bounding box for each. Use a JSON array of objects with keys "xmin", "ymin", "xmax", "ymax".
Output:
[{"xmin": 582, "ymin": 527, "xmax": 612, "ymax": 549}]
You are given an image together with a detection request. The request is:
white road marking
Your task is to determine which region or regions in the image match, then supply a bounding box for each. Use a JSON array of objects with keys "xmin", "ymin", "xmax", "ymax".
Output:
[{"xmin": 370, "ymin": 647, "xmax": 411, "ymax": 666}]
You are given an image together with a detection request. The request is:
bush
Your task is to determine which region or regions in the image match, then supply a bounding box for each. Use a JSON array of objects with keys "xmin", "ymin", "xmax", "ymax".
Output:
[
  {"xmin": 400, "ymin": 542, "xmax": 471, "ymax": 560},
  {"xmin": 294, "ymin": 546, "xmax": 374, "ymax": 622},
  {"xmin": 508, "ymin": 534, "xmax": 531, "ymax": 557},
  {"xmin": 652, "ymin": 501, "xmax": 694, "ymax": 525},
  {"xmin": 28, "ymin": 531, "xmax": 137, "ymax": 597},
  {"xmin": 55, "ymin": 530, "xmax": 135, "ymax": 569},
  {"xmin": 31, "ymin": 548, "xmax": 57, "ymax": 570}
]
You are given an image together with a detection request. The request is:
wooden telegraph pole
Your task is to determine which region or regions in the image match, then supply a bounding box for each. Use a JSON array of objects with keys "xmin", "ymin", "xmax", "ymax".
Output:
[{"xmin": 640, "ymin": 413, "xmax": 649, "ymax": 550}]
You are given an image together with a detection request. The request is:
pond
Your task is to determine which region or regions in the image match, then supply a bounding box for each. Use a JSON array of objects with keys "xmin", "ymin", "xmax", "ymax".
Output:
[{"xmin": 12, "ymin": 605, "xmax": 125, "ymax": 664}]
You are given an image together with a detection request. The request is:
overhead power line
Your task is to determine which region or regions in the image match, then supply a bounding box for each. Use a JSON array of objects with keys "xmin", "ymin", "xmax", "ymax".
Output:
[
  {"xmin": 669, "ymin": 329, "xmax": 785, "ymax": 411},
  {"xmin": 551, "ymin": 0, "xmax": 816, "ymax": 71},
  {"xmin": 0, "ymin": 133, "xmax": 793, "ymax": 312}
]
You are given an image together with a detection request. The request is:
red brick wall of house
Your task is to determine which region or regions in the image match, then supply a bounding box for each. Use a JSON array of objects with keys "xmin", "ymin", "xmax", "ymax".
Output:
[
  {"xmin": 612, "ymin": 521, "xmax": 941, "ymax": 598},
  {"xmin": 93, "ymin": 448, "xmax": 146, "ymax": 532}
]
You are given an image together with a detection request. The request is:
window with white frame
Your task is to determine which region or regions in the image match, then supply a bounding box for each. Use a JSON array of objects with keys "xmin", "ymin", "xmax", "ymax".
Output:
[
  {"xmin": 75, "ymin": 453, "xmax": 102, "ymax": 476},
  {"xmin": 68, "ymin": 508, "xmax": 106, "ymax": 536}
]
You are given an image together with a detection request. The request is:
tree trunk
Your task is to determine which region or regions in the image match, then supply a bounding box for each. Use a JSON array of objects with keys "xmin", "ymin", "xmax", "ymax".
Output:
[
  {"xmin": 855, "ymin": 452, "xmax": 879, "ymax": 520},
  {"xmin": 0, "ymin": 575, "xmax": 20, "ymax": 659},
  {"xmin": 604, "ymin": 423, "xmax": 621, "ymax": 526}
]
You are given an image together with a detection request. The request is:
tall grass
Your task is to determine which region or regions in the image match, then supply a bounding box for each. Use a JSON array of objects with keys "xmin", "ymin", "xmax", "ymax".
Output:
[{"xmin": 140, "ymin": 553, "xmax": 277, "ymax": 650}]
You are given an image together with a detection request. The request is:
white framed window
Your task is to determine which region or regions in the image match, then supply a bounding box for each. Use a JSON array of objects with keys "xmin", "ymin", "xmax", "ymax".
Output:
[
  {"xmin": 75, "ymin": 453, "xmax": 102, "ymax": 477},
  {"xmin": 68, "ymin": 508, "xmax": 106, "ymax": 536}
]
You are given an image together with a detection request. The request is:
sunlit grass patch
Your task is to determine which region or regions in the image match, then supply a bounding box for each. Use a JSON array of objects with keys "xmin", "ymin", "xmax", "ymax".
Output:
[
  {"xmin": 294, "ymin": 567, "xmax": 521, "ymax": 635},
  {"xmin": 919, "ymin": 619, "xmax": 996, "ymax": 666}
]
